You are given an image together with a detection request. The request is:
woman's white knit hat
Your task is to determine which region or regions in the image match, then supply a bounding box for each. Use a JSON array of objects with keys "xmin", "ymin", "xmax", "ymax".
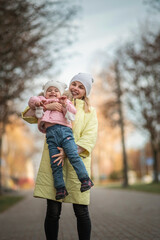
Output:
[
  {"xmin": 69, "ymin": 73, "xmax": 94, "ymax": 97},
  {"xmin": 43, "ymin": 80, "xmax": 67, "ymax": 96}
]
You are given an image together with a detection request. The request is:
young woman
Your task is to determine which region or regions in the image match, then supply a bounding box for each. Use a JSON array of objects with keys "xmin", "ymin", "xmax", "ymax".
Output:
[{"xmin": 22, "ymin": 73, "xmax": 98, "ymax": 240}]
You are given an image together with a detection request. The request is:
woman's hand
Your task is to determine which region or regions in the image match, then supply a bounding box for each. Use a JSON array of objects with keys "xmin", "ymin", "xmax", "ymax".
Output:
[
  {"xmin": 52, "ymin": 147, "xmax": 66, "ymax": 166},
  {"xmin": 77, "ymin": 145, "xmax": 85, "ymax": 154},
  {"xmin": 44, "ymin": 102, "xmax": 63, "ymax": 112}
]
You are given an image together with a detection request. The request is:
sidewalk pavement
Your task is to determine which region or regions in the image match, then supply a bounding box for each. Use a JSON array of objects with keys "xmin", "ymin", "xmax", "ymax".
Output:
[{"xmin": 0, "ymin": 188, "xmax": 160, "ymax": 240}]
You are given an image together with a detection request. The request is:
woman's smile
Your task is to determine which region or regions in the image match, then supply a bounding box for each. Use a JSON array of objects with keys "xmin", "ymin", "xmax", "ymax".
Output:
[{"xmin": 69, "ymin": 81, "xmax": 86, "ymax": 99}]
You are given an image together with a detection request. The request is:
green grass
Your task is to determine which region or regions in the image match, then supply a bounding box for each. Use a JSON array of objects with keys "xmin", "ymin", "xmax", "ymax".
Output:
[
  {"xmin": 0, "ymin": 195, "xmax": 24, "ymax": 213},
  {"xmin": 106, "ymin": 182, "xmax": 160, "ymax": 194}
]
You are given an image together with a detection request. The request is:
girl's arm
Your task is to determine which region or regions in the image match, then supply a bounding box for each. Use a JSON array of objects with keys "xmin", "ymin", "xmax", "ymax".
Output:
[
  {"xmin": 28, "ymin": 96, "xmax": 45, "ymax": 109},
  {"xmin": 44, "ymin": 102, "xmax": 63, "ymax": 112},
  {"xmin": 60, "ymin": 99, "xmax": 77, "ymax": 121},
  {"xmin": 65, "ymin": 99, "xmax": 77, "ymax": 114}
]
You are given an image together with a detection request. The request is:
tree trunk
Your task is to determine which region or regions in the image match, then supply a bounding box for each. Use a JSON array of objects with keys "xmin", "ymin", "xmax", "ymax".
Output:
[
  {"xmin": 0, "ymin": 121, "xmax": 6, "ymax": 195},
  {"xmin": 0, "ymin": 127, "xmax": 3, "ymax": 195},
  {"xmin": 115, "ymin": 60, "xmax": 128, "ymax": 187},
  {"xmin": 151, "ymin": 141, "xmax": 159, "ymax": 183},
  {"xmin": 0, "ymin": 136, "xmax": 2, "ymax": 195},
  {"xmin": 120, "ymin": 117, "xmax": 128, "ymax": 187}
]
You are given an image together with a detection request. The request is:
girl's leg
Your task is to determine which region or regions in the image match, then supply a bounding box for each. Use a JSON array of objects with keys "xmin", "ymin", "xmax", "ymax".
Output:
[
  {"xmin": 62, "ymin": 130, "xmax": 94, "ymax": 192},
  {"xmin": 73, "ymin": 203, "xmax": 91, "ymax": 240},
  {"xmin": 46, "ymin": 127, "xmax": 65, "ymax": 190},
  {"xmin": 44, "ymin": 199, "xmax": 62, "ymax": 240},
  {"xmin": 62, "ymin": 129, "xmax": 89, "ymax": 180}
]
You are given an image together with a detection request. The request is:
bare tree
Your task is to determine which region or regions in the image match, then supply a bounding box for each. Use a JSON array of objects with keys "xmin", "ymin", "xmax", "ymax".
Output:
[
  {"xmin": 122, "ymin": 27, "xmax": 160, "ymax": 182},
  {"xmin": 0, "ymin": 0, "xmax": 79, "ymax": 115},
  {"xmin": 0, "ymin": 0, "xmax": 79, "ymax": 194},
  {"xmin": 144, "ymin": 0, "xmax": 160, "ymax": 12},
  {"xmin": 100, "ymin": 57, "xmax": 129, "ymax": 187}
]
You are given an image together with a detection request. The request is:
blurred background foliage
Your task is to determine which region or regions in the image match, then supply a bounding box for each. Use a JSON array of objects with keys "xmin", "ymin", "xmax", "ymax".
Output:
[{"xmin": 0, "ymin": 0, "xmax": 160, "ymax": 194}]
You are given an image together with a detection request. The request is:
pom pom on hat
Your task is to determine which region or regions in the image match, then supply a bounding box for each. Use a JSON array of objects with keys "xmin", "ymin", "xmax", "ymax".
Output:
[
  {"xmin": 43, "ymin": 80, "xmax": 67, "ymax": 96},
  {"xmin": 69, "ymin": 73, "xmax": 94, "ymax": 96}
]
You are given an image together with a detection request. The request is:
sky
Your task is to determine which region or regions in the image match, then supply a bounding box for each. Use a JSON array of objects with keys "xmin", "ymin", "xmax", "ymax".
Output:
[
  {"xmin": 57, "ymin": 0, "xmax": 153, "ymax": 149},
  {"xmin": 58, "ymin": 0, "xmax": 149, "ymax": 84},
  {"xmin": 24, "ymin": 0, "xmax": 154, "ymax": 149}
]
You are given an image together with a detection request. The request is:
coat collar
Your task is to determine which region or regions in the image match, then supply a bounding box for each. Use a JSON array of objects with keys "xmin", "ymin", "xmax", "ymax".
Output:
[{"xmin": 72, "ymin": 98, "xmax": 84, "ymax": 108}]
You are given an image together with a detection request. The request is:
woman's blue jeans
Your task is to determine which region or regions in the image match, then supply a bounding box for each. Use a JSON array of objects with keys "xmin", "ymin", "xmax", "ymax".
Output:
[{"xmin": 46, "ymin": 124, "xmax": 89, "ymax": 189}]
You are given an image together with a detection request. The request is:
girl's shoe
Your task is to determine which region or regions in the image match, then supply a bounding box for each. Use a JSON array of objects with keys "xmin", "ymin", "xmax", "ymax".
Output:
[
  {"xmin": 80, "ymin": 178, "xmax": 94, "ymax": 192},
  {"xmin": 56, "ymin": 187, "xmax": 68, "ymax": 200}
]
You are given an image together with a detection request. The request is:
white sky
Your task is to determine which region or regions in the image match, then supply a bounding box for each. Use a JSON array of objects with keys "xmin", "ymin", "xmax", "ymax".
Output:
[
  {"xmin": 57, "ymin": 0, "xmax": 155, "ymax": 149},
  {"xmin": 58, "ymin": 0, "xmax": 149, "ymax": 84},
  {"xmin": 23, "ymin": 0, "xmax": 155, "ymax": 150}
]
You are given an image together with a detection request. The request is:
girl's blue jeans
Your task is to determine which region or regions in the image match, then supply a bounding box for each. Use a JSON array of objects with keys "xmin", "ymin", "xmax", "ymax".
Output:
[{"xmin": 46, "ymin": 124, "xmax": 89, "ymax": 189}]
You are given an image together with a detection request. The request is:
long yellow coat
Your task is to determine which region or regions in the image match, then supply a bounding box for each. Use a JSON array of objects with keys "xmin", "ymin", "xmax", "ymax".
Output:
[{"xmin": 22, "ymin": 99, "xmax": 98, "ymax": 205}]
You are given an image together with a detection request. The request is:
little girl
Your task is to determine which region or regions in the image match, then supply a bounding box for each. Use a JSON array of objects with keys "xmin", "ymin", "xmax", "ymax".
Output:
[{"xmin": 28, "ymin": 80, "xmax": 94, "ymax": 200}]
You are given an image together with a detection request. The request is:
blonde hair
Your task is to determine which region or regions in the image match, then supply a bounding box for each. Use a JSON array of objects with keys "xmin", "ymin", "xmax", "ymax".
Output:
[
  {"xmin": 63, "ymin": 89, "xmax": 91, "ymax": 112},
  {"xmin": 63, "ymin": 90, "xmax": 73, "ymax": 101},
  {"xmin": 73, "ymin": 96, "xmax": 91, "ymax": 113},
  {"xmin": 83, "ymin": 96, "xmax": 91, "ymax": 113}
]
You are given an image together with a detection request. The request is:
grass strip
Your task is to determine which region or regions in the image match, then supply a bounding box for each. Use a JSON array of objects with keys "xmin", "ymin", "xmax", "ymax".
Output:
[
  {"xmin": 106, "ymin": 182, "xmax": 160, "ymax": 194},
  {"xmin": 0, "ymin": 195, "xmax": 24, "ymax": 213}
]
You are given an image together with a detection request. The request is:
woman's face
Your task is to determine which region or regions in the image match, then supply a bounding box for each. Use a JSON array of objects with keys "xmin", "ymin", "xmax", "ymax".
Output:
[{"xmin": 69, "ymin": 81, "xmax": 86, "ymax": 99}]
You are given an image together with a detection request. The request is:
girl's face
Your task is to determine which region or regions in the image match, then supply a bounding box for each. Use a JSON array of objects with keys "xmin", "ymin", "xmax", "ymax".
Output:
[
  {"xmin": 69, "ymin": 81, "xmax": 86, "ymax": 99},
  {"xmin": 45, "ymin": 86, "xmax": 61, "ymax": 99}
]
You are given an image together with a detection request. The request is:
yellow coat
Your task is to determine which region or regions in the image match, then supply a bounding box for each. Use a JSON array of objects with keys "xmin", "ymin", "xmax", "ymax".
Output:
[{"xmin": 22, "ymin": 99, "xmax": 98, "ymax": 205}]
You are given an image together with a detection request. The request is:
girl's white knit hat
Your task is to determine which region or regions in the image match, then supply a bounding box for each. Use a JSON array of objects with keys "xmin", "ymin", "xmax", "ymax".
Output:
[
  {"xmin": 69, "ymin": 73, "xmax": 94, "ymax": 96},
  {"xmin": 43, "ymin": 80, "xmax": 67, "ymax": 96}
]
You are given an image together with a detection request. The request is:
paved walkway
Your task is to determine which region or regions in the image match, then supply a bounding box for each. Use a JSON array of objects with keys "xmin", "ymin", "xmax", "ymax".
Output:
[{"xmin": 0, "ymin": 188, "xmax": 160, "ymax": 240}]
